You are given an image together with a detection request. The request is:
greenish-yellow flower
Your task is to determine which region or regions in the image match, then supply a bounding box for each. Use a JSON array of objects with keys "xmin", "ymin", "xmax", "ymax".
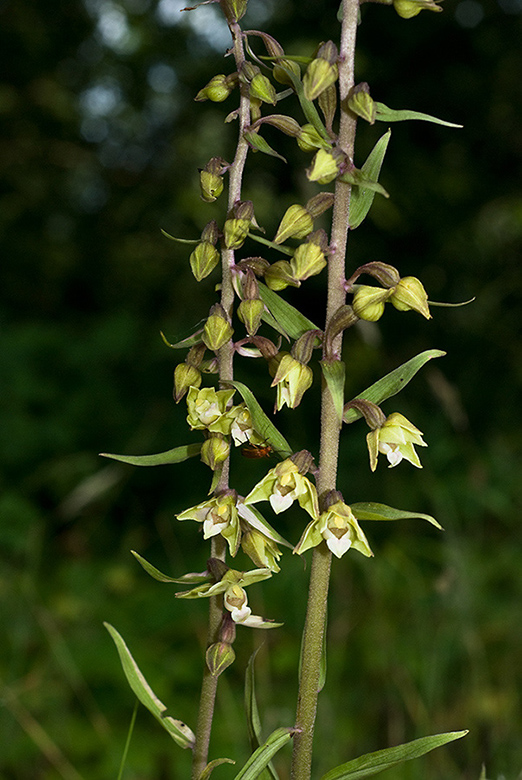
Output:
[{"xmin": 366, "ymin": 412, "xmax": 427, "ymax": 471}]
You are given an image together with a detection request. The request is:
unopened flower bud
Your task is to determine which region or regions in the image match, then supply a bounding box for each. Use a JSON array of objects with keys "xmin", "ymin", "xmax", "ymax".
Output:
[
  {"xmin": 273, "ymin": 57, "xmax": 301, "ymax": 86},
  {"xmin": 223, "ymin": 218, "xmax": 250, "ymax": 249},
  {"xmin": 195, "ymin": 74, "xmax": 234, "ymax": 103},
  {"xmin": 303, "ymin": 58, "xmax": 338, "ymax": 102},
  {"xmin": 201, "ymin": 219, "xmax": 219, "ymax": 245},
  {"xmin": 219, "ymin": 0, "xmax": 248, "ymax": 23},
  {"xmin": 199, "ymin": 158, "xmax": 227, "ymax": 203},
  {"xmin": 290, "ymin": 241, "xmax": 326, "ymax": 282},
  {"xmin": 347, "ymin": 82, "xmax": 376, "ymax": 124},
  {"xmin": 206, "ymin": 641, "xmax": 235, "ymax": 677},
  {"xmin": 174, "ymin": 362, "xmax": 202, "ymax": 403},
  {"xmin": 201, "ymin": 435, "xmax": 230, "ymax": 470},
  {"xmin": 238, "ymin": 298, "xmax": 265, "ymax": 335},
  {"xmin": 297, "ymin": 124, "xmax": 331, "ymax": 153},
  {"xmin": 199, "ymin": 171, "xmax": 223, "ymax": 203},
  {"xmin": 273, "ymin": 204, "xmax": 314, "ymax": 244},
  {"xmin": 306, "ymin": 193, "xmax": 335, "ymax": 218},
  {"xmin": 249, "ymin": 73, "xmax": 277, "ymax": 105},
  {"xmin": 202, "ymin": 306, "xmax": 234, "ymax": 351},
  {"xmin": 393, "ymin": 0, "xmax": 442, "ymax": 17},
  {"xmin": 264, "ymin": 260, "xmax": 297, "ymax": 291},
  {"xmin": 390, "ymin": 277, "xmax": 431, "ymax": 319},
  {"xmin": 189, "ymin": 242, "xmax": 220, "ymax": 281},
  {"xmin": 307, "ymin": 149, "xmax": 343, "ymax": 184},
  {"xmin": 352, "ymin": 286, "xmax": 393, "ymax": 321}
]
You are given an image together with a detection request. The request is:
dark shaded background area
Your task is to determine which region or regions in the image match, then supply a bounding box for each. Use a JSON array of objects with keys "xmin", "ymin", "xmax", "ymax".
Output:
[{"xmin": 1, "ymin": 0, "xmax": 521, "ymax": 777}]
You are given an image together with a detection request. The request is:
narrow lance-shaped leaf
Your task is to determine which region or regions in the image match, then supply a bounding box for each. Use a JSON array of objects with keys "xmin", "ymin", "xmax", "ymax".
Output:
[
  {"xmin": 343, "ymin": 349, "xmax": 445, "ymax": 424},
  {"xmin": 104, "ymin": 623, "xmax": 195, "ymax": 749},
  {"xmin": 375, "ymin": 102, "xmax": 462, "ymax": 128},
  {"xmin": 198, "ymin": 758, "xmax": 236, "ymax": 780},
  {"xmin": 160, "ymin": 329, "xmax": 205, "ymax": 349},
  {"xmin": 228, "ymin": 380, "xmax": 291, "ymax": 457},
  {"xmin": 351, "ymin": 502, "xmax": 442, "ymax": 530},
  {"xmin": 278, "ymin": 66, "xmax": 330, "ymax": 141},
  {"xmin": 259, "ymin": 283, "xmax": 321, "ymax": 340},
  {"xmin": 131, "ymin": 550, "xmax": 212, "ymax": 584},
  {"xmin": 233, "ymin": 727, "xmax": 297, "ymax": 780},
  {"xmin": 429, "ymin": 296, "xmax": 476, "ymax": 308},
  {"xmin": 99, "ymin": 443, "xmax": 202, "ymax": 467},
  {"xmin": 161, "ymin": 228, "xmax": 200, "ymax": 244},
  {"xmin": 244, "ymin": 131, "xmax": 287, "ymax": 162},
  {"xmin": 320, "ymin": 730, "xmax": 468, "ymax": 780},
  {"xmin": 245, "ymin": 649, "xmax": 280, "ymax": 780},
  {"xmin": 349, "ymin": 129, "xmax": 391, "ymax": 230},
  {"xmin": 246, "ymin": 232, "xmax": 294, "ymax": 257}
]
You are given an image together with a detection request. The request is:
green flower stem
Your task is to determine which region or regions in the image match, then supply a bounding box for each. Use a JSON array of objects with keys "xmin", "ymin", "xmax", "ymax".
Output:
[
  {"xmin": 291, "ymin": 1, "xmax": 359, "ymax": 778},
  {"xmin": 218, "ymin": 21, "xmax": 251, "ymax": 387},
  {"xmin": 191, "ymin": 535, "xmax": 227, "ymax": 780},
  {"xmin": 192, "ymin": 22, "xmax": 251, "ymax": 779}
]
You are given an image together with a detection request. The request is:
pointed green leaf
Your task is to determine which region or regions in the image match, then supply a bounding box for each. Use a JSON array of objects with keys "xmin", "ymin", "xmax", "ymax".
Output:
[
  {"xmin": 244, "ymin": 131, "xmax": 287, "ymax": 162},
  {"xmin": 320, "ymin": 360, "xmax": 345, "ymax": 430},
  {"xmin": 338, "ymin": 168, "xmax": 389, "ymax": 198},
  {"xmin": 259, "ymin": 283, "xmax": 321, "ymax": 341},
  {"xmin": 343, "ymin": 349, "xmax": 445, "ymax": 424},
  {"xmin": 161, "ymin": 229, "xmax": 200, "ymax": 244},
  {"xmin": 351, "ymin": 502, "xmax": 442, "ymax": 530},
  {"xmin": 99, "ymin": 443, "xmax": 202, "ymax": 467},
  {"xmin": 131, "ymin": 551, "xmax": 212, "ymax": 583},
  {"xmin": 233, "ymin": 727, "xmax": 297, "ymax": 780},
  {"xmin": 428, "ymin": 296, "xmax": 476, "ymax": 308},
  {"xmin": 375, "ymin": 102, "xmax": 462, "ymax": 128},
  {"xmin": 246, "ymin": 232, "xmax": 294, "ymax": 257},
  {"xmin": 320, "ymin": 731, "xmax": 468, "ymax": 780},
  {"xmin": 160, "ymin": 329, "xmax": 204, "ymax": 349},
  {"xmin": 349, "ymin": 130, "xmax": 391, "ymax": 229},
  {"xmin": 245, "ymin": 649, "xmax": 280, "ymax": 780},
  {"xmin": 278, "ymin": 67, "xmax": 330, "ymax": 141},
  {"xmin": 198, "ymin": 758, "xmax": 236, "ymax": 780},
  {"xmin": 104, "ymin": 623, "xmax": 195, "ymax": 749},
  {"xmin": 228, "ymin": 380, "xmax": 291, "ymax": 457}
]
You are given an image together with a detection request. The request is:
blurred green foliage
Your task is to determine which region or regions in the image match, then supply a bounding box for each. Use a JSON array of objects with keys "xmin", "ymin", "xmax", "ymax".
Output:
[{"xmin": 1, "ymin": 0, "xmax": 521, "ymax": 777}]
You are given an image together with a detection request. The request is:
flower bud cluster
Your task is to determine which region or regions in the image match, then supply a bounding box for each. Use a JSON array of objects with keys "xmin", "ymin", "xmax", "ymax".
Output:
[{"xmin": 195, "ymin": 73, "xmax": 238, "ymax": 102}]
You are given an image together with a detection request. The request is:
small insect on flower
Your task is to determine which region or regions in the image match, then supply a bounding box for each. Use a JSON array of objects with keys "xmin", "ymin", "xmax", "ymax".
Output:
[{"xmin": 241, "ymin": 443, "xmax": 274, "ymax": 459}]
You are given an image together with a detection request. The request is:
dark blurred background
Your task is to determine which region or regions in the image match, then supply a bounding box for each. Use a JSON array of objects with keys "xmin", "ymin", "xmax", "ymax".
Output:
[{"xmin": 1, "ymin": 0, "xmax": 521, "ymax": 777}]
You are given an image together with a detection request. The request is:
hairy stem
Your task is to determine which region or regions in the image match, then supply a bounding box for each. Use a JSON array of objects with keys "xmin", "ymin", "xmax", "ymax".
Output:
[
  {"xmin": 191, "ymin": 22, "xmax": 251, "ymax": 779},
  {"xmin": 291, "ymin": 1, "xmax": 359, "ymax": 778}
]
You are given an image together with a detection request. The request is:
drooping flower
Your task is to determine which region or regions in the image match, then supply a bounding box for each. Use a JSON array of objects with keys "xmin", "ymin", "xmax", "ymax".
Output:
[
  {"xmin": 177, "ymin": 493, "xmax": 241, "ymax": 555},
  {"xmin": 271, "ymin": 353, "xmax": 313, "ymax": 411},
  {"xmin": 244, "ymin": 457, "xmax": 319, "ymax": 519},
  {"xmin": 366, "ymin": 412, "xmax": 427, "ymax": 471},
  {"xmin": 294, "ymin": 500, "xmax": 373, "ymax": 559}
]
